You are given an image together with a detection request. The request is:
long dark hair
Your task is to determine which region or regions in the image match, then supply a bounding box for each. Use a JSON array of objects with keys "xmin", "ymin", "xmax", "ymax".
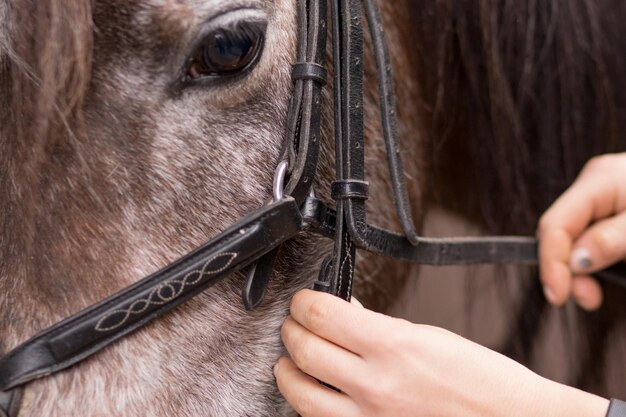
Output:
[
  {"xmin": 0, "ymin": 1, "xmax": 93, "ymax": 279},
  {"xmin": 409, "ymin": 0, "xmax": 626, "ymax": 396},
  {"xmin": 3, "ymin": 0, "xmax": 92, "ymax": 156}
]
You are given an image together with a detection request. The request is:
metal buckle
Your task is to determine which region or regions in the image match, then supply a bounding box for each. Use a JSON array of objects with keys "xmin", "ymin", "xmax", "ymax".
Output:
[{"xmin": 272, "ymin": 161, "xmax": 289, "ymax": 202}]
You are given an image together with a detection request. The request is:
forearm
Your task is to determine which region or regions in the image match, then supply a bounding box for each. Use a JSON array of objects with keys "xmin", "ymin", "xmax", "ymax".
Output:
[{"xmin": 402, "ymin": 332, "xmax": 610, "ymax": 417}]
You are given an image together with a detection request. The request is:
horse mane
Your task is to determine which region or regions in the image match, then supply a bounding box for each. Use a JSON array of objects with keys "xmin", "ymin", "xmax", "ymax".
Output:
[
  {"xmin": 4, "ymin": 0, "xmax": 92, "ymax": 149},
  {"xmin": 413, "ymin": 0, "xmax": 626, "ymax": 231},
  {"xmin": 0, "ymin": 0, "xmax": 93, "ymax": 265},
  {"xmin": 410, "ymin": 0, "xmax": 626, "ymax": 396}
]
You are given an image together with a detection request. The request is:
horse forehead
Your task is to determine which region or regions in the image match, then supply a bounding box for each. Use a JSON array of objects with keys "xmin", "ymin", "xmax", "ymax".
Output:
[
  {"xmin": 122, "ymin": 0, "xmax": 275, "ymax": 31},
  {"xmin": 93, "ymin": 0, "xmax": 281, "ymax": 63}
]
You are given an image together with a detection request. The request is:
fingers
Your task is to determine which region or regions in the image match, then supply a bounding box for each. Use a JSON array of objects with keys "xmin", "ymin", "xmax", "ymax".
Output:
[
  {"xmin": 570, "ymin": 211, "xmax": 626, "ymax": 274},
  {"xmin": 540, "ymin": 158, "xmax": 620, "ymax": 240},
  {"xmin": 350, "ymin": 296, "xmax": 363, "ymax": 308},
  {"xmin": 572, "ymin": 276, "xmax": 603, "ymax": 311},
  {"xmin": 538, "ymin": 227, "xmax": 573, "ymax": 305},
  {"xmin": 538, "ymin": 154, "xmax": 626, "ymax": 306},
  {"xmin": 281, "ymin": 316, "xmax": 364, "ymax": 393},
  {"xmin": 289, "ymin": 290, "xmax": 389, "ymax": 356},
  {"xmin": 563, "ymin": 211, "xmax": 626, "ymax": 310},
  {"xmin": 274, "ymin": 357, "xmax": 360, "ymax": 417}
]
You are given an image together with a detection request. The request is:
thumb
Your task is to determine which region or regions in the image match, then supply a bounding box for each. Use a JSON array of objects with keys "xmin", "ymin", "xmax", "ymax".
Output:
[
  {"xmin": 350, "ymin": 296, "xmax": 364, "ymax": 308},
  {"xmin": 570, "ymin": 211, "xmax": 626, "ymax": 274}
]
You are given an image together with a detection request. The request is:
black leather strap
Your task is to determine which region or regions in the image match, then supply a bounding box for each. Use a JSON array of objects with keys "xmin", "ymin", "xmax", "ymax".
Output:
[
  {"xmin": 283, "ymin": 0, "xmax": 328, "ymax": 205},
  {"xmin": 320, "ymin": 0, "xmax": 362, "ymax": 302},
  {"xmin": 340, "ymin": 0, "xmax": 411, "ymax": 250},
  {"xmin": 313, "ymin": 256, "xmax": 334, "ymax": 293},
  {"xmin": 607, "ymin": 399, "xmax": 626, "ymax": 417},
  {"xmin": 362, "ymin": 0, "xmax": 419, "ymax": 245},
  {"xmin": 331, "ymin": 180, "xmax": 369, "ymax": 200},
  {"xmin": 242, "ymin": 247, "xmax": 280, "ymax": 310},
  {"xmin": 243, "ymin": 0, "xmax": 329, "ymax": 311},
  {"xmin": 302, "ymin": 196, "xmax": 538, "ymax": 265},
  {"xmin": 292, "ymin": 63, "xmax": 328, "ymax": 85},
  {"xmin": 302, "ymin": 196, "xmax": 626, "ymax": 279},
  {"xmin": 301, "ymin": 196, "xmax": 337, "ymax": 239},
  {"xmin": 0, "ymin": 197, "xmax": 303, "ymax": 391},
  {"xmin": 0, "ymin": 390, "xmax": 22, "ymax": 417}
]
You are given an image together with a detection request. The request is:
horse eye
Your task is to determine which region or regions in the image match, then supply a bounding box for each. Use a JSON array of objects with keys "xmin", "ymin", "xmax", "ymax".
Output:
[{"xmin": 188, "ymin": 22, "xmax": 265, "ymax": 80}]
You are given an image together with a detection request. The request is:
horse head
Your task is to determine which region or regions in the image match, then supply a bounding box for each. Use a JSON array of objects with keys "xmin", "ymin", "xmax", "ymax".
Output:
[{"xmin": 0, "ymin": 0, "xmax": 422, "ymax": 415}]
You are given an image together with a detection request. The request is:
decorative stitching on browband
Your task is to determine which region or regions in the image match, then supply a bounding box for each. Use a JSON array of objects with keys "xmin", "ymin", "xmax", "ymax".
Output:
[
  {"xmin": 292, "ymin": 62, "xmax": 328, "ymax": 85},
  {"xmin": 95, "ymin": 252, "xmax": 238, "ymax": 332}
]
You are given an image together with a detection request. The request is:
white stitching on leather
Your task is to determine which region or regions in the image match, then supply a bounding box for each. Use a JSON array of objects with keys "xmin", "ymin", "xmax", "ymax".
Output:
[
  {"xmin": 95, "ymin": 252, "xmax": 238, "ymax": 332},
  {"xmin": 339, "ymin": 232, "xmax": 353, "ymax": 297}
]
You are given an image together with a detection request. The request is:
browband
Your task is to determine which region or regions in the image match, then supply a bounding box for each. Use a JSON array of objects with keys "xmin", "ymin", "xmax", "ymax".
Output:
[{"xmin": 0, "ymin": 198, "xmax": 303, "ymax": 391}]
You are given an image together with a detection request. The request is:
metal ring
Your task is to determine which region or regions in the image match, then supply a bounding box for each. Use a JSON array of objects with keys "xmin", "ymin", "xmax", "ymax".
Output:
[{"xmin": 273, "ymin": 161, "xmax": 289, "ymax": 202}]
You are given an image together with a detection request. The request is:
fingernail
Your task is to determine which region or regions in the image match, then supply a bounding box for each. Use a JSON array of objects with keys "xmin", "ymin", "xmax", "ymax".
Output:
[
  {"xmin": 273, "ymin": 362, "xmax": 280, "ymax": 376},
  {"xmin": 543, "ymin": 286, "xmax": 557, "ymax": 304},
  {"xmin": 570, "ymin": 248, "xmax": 592, "ymax": 271}
]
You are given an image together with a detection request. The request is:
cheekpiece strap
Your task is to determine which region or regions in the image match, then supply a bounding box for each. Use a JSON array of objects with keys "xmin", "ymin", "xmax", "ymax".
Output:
[{"xmin": 292, "ymin": 62, "xmax": 328, "ymax": 85}]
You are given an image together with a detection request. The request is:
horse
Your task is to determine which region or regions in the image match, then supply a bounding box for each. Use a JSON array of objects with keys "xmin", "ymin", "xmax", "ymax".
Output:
[
  {"xmin": 0, "ymin": 0, "xmax": 624, "ymax": 416},
  {"xmin": 0, "ymin": 0, "xmax": 423, "ymax": 415}
]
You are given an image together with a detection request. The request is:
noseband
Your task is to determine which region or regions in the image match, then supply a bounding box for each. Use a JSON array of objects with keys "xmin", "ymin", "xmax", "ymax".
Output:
[{"xmin": 1, "ymin": 0, "xmax": 624, "ymax": 415}]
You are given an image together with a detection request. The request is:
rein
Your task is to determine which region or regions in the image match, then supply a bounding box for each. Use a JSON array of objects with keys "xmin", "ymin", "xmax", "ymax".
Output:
[{"xmin": 1, "ymin": 0, "xmax": 624, "ymax": 415}]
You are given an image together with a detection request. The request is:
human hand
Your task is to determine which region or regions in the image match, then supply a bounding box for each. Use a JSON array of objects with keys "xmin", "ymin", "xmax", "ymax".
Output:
[
  {"xmin": 274, "ymin": 290, "xmax": 608, "ymax": 417},
  {"xmin": 539, "ymin": 153, "xmax": 626, "ymax": 310}
]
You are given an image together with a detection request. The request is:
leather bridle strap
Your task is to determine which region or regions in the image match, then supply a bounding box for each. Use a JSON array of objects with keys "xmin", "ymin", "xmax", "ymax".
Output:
[
  {"xmin": 0, "ymin": 198, "xmax": 303, "ymax": 392},
  {"xmin": 242, "ymin": 0, "xmax": 328, "ymax": 310},
  {"xmin": 362, "ymin": 0, "xmax": 419, "ymax": 245},
  {"xmin": 306, "ymin": 196, "xmax": 538, "ymax": 264},
  {"xmin": 0, "ymin": 390, "xmax": 21, "ymax": 417},
  {"xmin": 282, "ymin": 0, "xmax": 327, "ymax": 204},
  {"xmin": 314, "ymin": 0, "xmax": 361, "ymax": 301},
  {"xmin": 316, "ymin": 0, "xmax": 421, "ymax": 301}
]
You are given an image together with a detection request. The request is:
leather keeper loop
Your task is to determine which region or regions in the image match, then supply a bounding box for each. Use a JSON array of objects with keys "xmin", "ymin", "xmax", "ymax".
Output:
[
  {"xmin": 292, "ymin": 62, "xmax": 328, "ymax": 85},
  {"xmin": 331, "ymin": 180, "xmax": 369, "ymax": 201}
]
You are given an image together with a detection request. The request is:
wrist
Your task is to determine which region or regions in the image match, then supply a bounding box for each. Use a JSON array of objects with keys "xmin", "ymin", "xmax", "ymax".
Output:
[{"xmin": 540, "ymin": 377, "xmax": 609, "ymax": 417}]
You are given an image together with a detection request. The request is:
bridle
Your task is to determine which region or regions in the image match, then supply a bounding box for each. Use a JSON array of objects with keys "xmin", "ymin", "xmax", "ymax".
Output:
[{"xmin": 1, "ymin": 0, "xmax": 625, "ymax": 415}]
